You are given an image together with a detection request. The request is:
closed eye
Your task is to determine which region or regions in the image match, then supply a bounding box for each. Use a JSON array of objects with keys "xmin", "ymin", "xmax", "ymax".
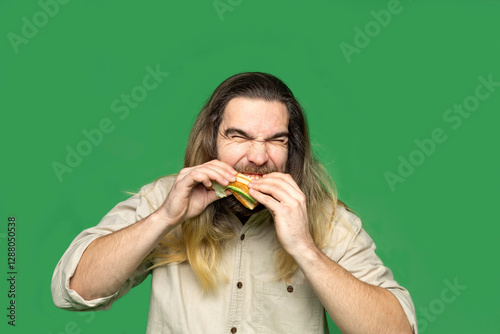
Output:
[
  {"xmin": 230, "ymin": 135, "xmax": 249, "ymax": 142},
  {"xmin": 224, "ymin": 128, "xmax": 252, "ymax": 142},
  {"xmin": 223, "ymin": 127, "xmax": 288, "ymax": 145},
  {"xmin": 269, "ymin": 137, "xmax": 288, "ymax": 145},
  {"xmin": 268, "ymin": 132, "xmax": 289, "ymax": 145}
]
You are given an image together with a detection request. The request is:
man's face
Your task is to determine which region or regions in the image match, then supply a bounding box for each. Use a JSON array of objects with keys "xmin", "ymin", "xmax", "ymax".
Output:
[{"xmin": 217, "ymin": 97, "xmax": 289, "ymax": 175}]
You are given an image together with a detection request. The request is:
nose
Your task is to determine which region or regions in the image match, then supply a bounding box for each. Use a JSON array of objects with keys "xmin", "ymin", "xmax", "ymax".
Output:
[{"xmin": 246, "ymin": 141, "xmax": 269, "ymax": 166}]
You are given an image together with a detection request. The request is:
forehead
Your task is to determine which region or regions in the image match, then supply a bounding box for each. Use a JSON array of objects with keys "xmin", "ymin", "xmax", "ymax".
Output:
[{"xmin": 220, "ymin": 97, "xmax": 289, "ymax": 134}]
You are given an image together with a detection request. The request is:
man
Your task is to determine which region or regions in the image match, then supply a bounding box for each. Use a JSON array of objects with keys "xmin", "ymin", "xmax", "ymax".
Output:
[{"xmin": 52, "ymin": 72, "xmax": 417, "ymax": 333}]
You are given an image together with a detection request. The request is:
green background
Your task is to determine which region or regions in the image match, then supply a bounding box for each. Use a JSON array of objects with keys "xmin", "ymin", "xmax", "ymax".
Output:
[{"xmin": 1, "ymin": 0, "xmax": 498, "ymax": 333}]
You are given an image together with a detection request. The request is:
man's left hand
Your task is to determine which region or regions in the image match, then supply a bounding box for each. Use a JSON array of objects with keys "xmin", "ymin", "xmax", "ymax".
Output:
[{"xmin": 249, "ymin": 173, "xmax": 316, "ymax": 257}]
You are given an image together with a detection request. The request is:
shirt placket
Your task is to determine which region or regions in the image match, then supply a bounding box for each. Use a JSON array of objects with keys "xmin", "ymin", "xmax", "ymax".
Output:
[{"xmin": 225, "ymin": 222, "xmax": 254, "ymax": 334}]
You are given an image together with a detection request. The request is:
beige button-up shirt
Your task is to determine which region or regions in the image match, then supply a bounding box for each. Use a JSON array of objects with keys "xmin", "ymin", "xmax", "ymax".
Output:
[{"xmin": 51, "ymin": 176, "xmax": 418, "ymax": 333}]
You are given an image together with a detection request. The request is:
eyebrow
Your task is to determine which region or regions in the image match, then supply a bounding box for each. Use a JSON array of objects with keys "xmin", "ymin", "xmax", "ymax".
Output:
[{"xmin": 224, "ymin": 127, "xmax": 289, "ymax": 141}]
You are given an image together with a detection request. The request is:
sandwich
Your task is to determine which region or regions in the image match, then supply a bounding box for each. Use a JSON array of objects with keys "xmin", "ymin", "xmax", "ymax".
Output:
[{"xmin": 210, "ymin": 173, "xmax": 260, "ymax": 210}]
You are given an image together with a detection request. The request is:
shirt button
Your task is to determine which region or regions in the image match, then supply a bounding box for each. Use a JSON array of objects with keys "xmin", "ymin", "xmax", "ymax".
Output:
[
  {"xmin": 240, "ymin": 234, "xmax": 245, "ymax": 240},
  {"xmin": 231, "ymin": 327, "xmax": 237, "ymax": 333},
  {"xmin": 287, "ymin": 285, "xmax": 294, "ymax": 293},
  {"xmin": 237, "ymin": 282, "xmax": 243, "ymax": 289}
]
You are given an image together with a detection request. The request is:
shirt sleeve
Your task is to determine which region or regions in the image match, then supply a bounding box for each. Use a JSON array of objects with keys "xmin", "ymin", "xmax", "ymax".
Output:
[
  {"xmin": 323, "ymin": 206, "xmax": 418, "ymax": 334},
  {"xmin": 51, "ymin": 177, "xmax": 172, "ymax": 311}
]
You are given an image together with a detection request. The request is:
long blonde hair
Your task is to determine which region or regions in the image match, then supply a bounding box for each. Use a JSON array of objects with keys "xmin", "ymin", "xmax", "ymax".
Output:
[{"xmin": 148, "ymin": 73, "xmax": 341, "ymax": 292}]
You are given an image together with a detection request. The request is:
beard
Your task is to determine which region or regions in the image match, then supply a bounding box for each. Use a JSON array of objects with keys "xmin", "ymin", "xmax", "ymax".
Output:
[
  {"xmin": 219, "ymin": 195, "xmax": 266, "ymax": 220},
  {"xmin": 218, "ymin": 163, "xmax": 278, "ymax": 220}
]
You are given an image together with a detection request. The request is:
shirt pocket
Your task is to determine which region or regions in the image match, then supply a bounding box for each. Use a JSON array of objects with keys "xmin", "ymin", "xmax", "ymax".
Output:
[{"xmin": 254, "ymin": 279, "xmax": 323, "ymax": 334}]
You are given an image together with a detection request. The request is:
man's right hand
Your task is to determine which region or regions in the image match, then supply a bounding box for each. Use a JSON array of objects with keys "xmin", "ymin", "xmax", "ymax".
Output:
[
  {"xmin": 67, "ymin": 160, "xmax": 236, "ymax": 300},
  {"xmin": 158, "ymin": 160, "xmax": 237, "ymax": 226}
]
